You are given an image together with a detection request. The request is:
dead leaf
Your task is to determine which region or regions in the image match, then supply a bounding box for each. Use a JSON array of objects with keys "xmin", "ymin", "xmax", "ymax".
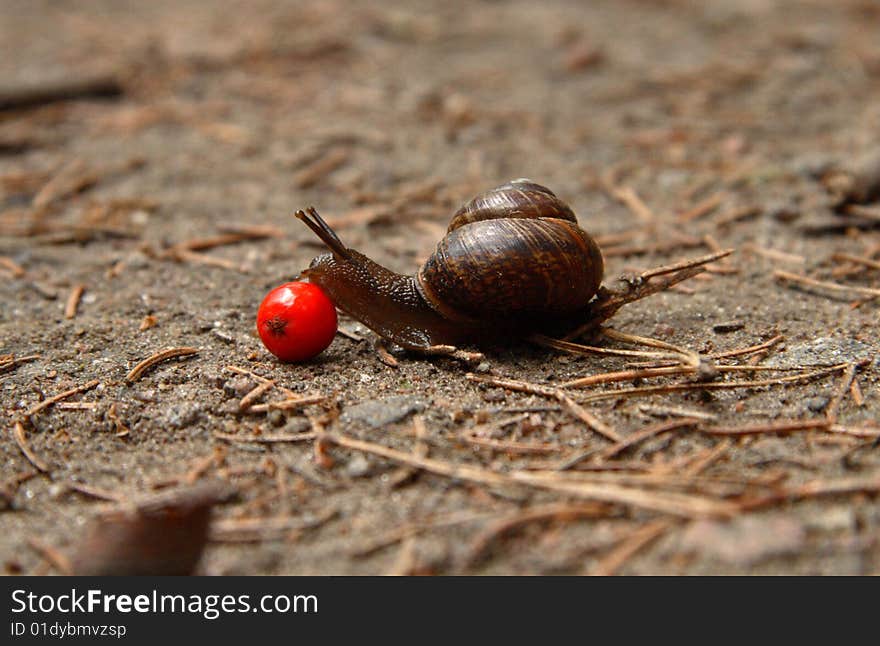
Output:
[{"xmin": 70, "ymin": 481, "xmax": 234, "ymax": 575}]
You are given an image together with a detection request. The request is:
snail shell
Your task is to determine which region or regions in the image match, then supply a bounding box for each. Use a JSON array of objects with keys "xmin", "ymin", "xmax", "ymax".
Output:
[
  {"xmin": 446, "ymin": 179, "xmax": 577, "ymax": 231},
  {"xmin": 417, "ymin": 180, "xmax": 604, "ymax": 323}
]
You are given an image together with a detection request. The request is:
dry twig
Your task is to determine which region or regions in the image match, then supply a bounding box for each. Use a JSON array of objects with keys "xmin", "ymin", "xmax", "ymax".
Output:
[
  {"xmin": 0, "ymin": 74, "xmax": 121, "ymax": 112},
  {"xmin": 554, "ymin": 419, "xmax": 701, "ymax": 471},
  {"xmin": 465, "ymin": 502, "xmax": 612, "ymax": 568},
  {"xmin": 460, "ymin": 432, "xmax": 566, "ymax": 455},
  {"xmin": 0, "ymin": 354, "xmax": 40, "ymax": 374},
  {"xmin": 64, "ymin": 284, "xmax": 86, "ymax": 319},
  {"xmin": 319, "ymin": 431, "xmax": 737, "ymax": 518},
  {"xmin": 465, "ymin": 373, "xmax": 619, "ymax": 442},
  {"xmin": 214, "ymin": 431, "xmax": 317, "ymax": 444},
  {"xmin": 13, "ymin": 421, "xmax": 50, "ymax": 472},
  {"xmin": 224, "ymin": 365, "xmax": 299, "ymax": 399},
  {"xmin": 238, "ymin": 380, "xmax": 276, "ymax": 411},
  {"xmin": 125, "ymin": 347, "xmax": 198, "ymax": 383},
  {"xmin": 740, "ymin": 474, "xmax": 880, "ymax": 511},
  {"xmin": 26, "ymin": 379, "xmax": 100, "ymax": 417},
  {"xmin": 350, "ymin": 511, "xmax": 498, "ymax": 558},
  {"xmin": 591, "ymin": 519, "xmax": 675, "ymax": 575},
  {"xmin": 26, "ymin": 538, "xmax": 72, "ymax": 575},
  {"xmin": 701, "ymin": 419, "xmax": 829, "ymax": 436},
  {"xmin": 774, "ymin": 270, "xmax": 880, "ymax": 299},
  {"xmin": 0, "ymin": 256, "xmax": 25, "ymax": 277},
  {"xmin": 709, "ymin": 334, "xmax": 784, "ymax": 360},
  {"xmin": 565, "ymin": 249, "xmax": 734, "ymax": 338},
  {"xmin": 62, "ymin": 481, "xmax": 126, "ymax": 502},
  {"xmin": 293, "ymin": 148, "xmax": 349, "ymax": 189},
  {"xmin": 245, "ymin": 394, "xmax": 327, "ymax": 413},
  {"xmin": 831, "ymin": 252, "xmax": 880, "ymax": 272},
  {"xmin": 677, "ymin": 191, "xmax": 725, "ymax": 222},
  {"xmin": 826, "ymin": 363, "xmax": 858, "ymax": 423},
  {"xmin": 210, "ymin": 509, "xmax": 338, "ymax": 542},
  {"xmin": 577, "ymin": 363, "xmax": 849, "ymax": 404}
]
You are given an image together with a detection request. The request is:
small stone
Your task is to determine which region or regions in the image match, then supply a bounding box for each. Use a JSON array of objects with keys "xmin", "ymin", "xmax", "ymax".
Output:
[
  {"xmin": 482, "ymin": 388, "xmax": 506, "ymax": 403},
  {"xmin": 164, "ymin": 403, "xmax": 203, "ymax": 428},
  {"xmin": 4, "ymin": 560, "xmax": 23, "ymax": 575},
  {"xmin": 123, "ymin": 250, "xmax": 151, "ymax": 269},
  {"xmin": 712, "ymin": 322, "xmax": 744, "ymax": 333},
  {"xmin": 268, "ymin": 409, "xmax": 285, "ymax": 427},
  {"xmin": 27, "ymin": 281, "xmax": 58, "ymax": 300},
  {"xmin": 475, "ymin": 361, "xmax": 491, "ymax": 373},
  {"xmin": 345, "ymin": 454, "xmax": 372, "ymax": 478},
  {"xmin": 212, "ymin": 329, "xmax": 235, "ymax": 344},
  {"xmin": 282, "ymin": 418, "xmax": 311, "ymax": 434},
  {"xmin": 223, "ymin": 376, "xmax": 255, "ymax": 398},
  {"xmin": 695, "ymin": 362, "xmax": 720, "ymax": 382},
  {"xmin": 653, "ymin": 324, "xmax": 676, "ymax": 338},
  {"xmin": 765, "ymin": 199, "xmax": 800, "ymax": 222},
  {"xmin": 341, "ymin": 395, "xmax": 426, "ymax": 429},
  {"xmin": 806, "ymin": 395, "xmax": 830, "ymax": 413},
  {"xmin": 132, "ymin": 389, "xmax": 158, "ymax": 403},
  {"xmin": 217, "ymin": 400, "xmax": 241, "ymax": 416}
]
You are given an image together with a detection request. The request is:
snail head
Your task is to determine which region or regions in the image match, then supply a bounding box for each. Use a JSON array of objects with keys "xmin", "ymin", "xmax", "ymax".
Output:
[{"xmin": 294, "ymin": 206, "xmax": 463, "ymax": 349}]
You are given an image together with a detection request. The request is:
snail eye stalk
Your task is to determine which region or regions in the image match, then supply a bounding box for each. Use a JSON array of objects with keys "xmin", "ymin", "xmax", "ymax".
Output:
[{"xmin": 294, "ymin": 208, "xmax": 352, "ymax": 261}]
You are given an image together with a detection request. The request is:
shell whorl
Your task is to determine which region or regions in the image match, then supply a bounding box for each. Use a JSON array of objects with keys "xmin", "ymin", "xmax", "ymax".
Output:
[
  {"xmin": 417, "ymin": 216, "xmax": 604, "ymax": 324},
  {"xmin": 447, "ymin": 179, "xmax": 577, "ymax": 233}
]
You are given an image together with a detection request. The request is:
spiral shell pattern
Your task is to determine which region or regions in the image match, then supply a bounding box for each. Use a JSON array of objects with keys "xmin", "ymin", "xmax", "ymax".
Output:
[
  {"xmin": 447, "ymin": 179, "xmax": 577, "ymax": 233},
  {"xmin": 417, "ymin": 215, "xmax": 603, "ymax": 323}
]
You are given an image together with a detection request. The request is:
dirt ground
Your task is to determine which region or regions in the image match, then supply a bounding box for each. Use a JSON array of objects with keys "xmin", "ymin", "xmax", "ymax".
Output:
[{"xmin": 1, "ymin": 0, "xmax": 879, "ymax": 575}]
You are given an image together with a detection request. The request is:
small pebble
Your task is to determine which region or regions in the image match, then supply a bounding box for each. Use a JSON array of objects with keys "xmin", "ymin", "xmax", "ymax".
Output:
[
  {"xmin": 164, "ymin": 403, "xmax": 203, "ymax": 428},
  {"xmin": 766, "ymin": 199, "xmax": 800, "ymax": 222},
  {"xmin": 26, "ymin": 281, "xmax": 58, "ymax": 300},
  {"xmin": 341, "ymin": 395, "xmax": 426, "ymax": 428},
  {"xmin": 223, "ymin": 376, "xmax": 255, "ymax": 398},
  {"xmin": 696, "ymin": 362, "xmax": 720, "ymax": 382},
  {"xmin": 806, "ymin": 395, "xmax": 830, "ymax": 413},
  {"xmin": 212, "ymin": 329, "xmax": 235, "ymax": 344},
  {"xmin": 653, "ymin": 324, "xmax": 676, "ymax": 338},
  {"xmin": 283, "ymin": 418, "xmax": 311, "ymax": 434},
  {"xmin": 712, "ymin": 322, "xmax": 744, "ymax": 333},
  {"xmin": 345, "ymin": 454, "xmax": 372, "ymax": 478},
  {"xmin": 123, "ymin": 250, "xmax": 151, "ymax": 269},
  {"xmin": 217, "ymin": 400, "xmax": 241, "ymax": 416},
  {"xmin": 482, "ymin": 388, "xmax": 506, "ymax": 403},
  {"xmin": 268, "ymin": 409, "xmax": 285, "ymax": 427}
]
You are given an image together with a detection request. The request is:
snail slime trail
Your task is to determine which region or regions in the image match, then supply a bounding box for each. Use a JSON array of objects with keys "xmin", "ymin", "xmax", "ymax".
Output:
[{"xmin": 296, "ymin": 180, "xmax": 604, "ymax": 354}]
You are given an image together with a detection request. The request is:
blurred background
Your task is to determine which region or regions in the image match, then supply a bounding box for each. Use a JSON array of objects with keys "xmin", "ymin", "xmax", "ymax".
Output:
[
  {"xmin": 2, "ymin": 0, "xmax": 880, "ymax": 576},
  {"xmin": 3, "ymin": 0, "xmax": 878, "ymax": 260}
]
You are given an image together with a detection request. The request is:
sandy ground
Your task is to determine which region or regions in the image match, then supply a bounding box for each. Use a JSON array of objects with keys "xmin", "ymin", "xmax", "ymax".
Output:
[{"xmin": 1, "ymin": 0, "xmax": 879, "ymax": 575}]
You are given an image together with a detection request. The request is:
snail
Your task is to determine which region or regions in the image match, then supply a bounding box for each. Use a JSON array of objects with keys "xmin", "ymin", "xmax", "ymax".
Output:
[{"xmin": 294, "ymin": 179, "xmax": 605, "ymax": 355}]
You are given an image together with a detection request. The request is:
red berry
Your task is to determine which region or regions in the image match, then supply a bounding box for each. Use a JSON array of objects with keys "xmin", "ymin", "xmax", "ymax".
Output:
[{"xmin": 256, "ymin": 282, "xmax": 338, "ymax": 362}]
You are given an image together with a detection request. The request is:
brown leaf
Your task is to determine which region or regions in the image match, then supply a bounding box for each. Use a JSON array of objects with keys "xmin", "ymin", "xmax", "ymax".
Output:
[{"xmin": 71, "ymin": 481, "xmax": 235, "ymax": 576}]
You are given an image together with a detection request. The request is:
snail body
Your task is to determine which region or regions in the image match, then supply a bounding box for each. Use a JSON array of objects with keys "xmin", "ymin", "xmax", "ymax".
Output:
[{"xmin": 296, "ymin": 179, "xmax": 604, "ymax": 351}]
